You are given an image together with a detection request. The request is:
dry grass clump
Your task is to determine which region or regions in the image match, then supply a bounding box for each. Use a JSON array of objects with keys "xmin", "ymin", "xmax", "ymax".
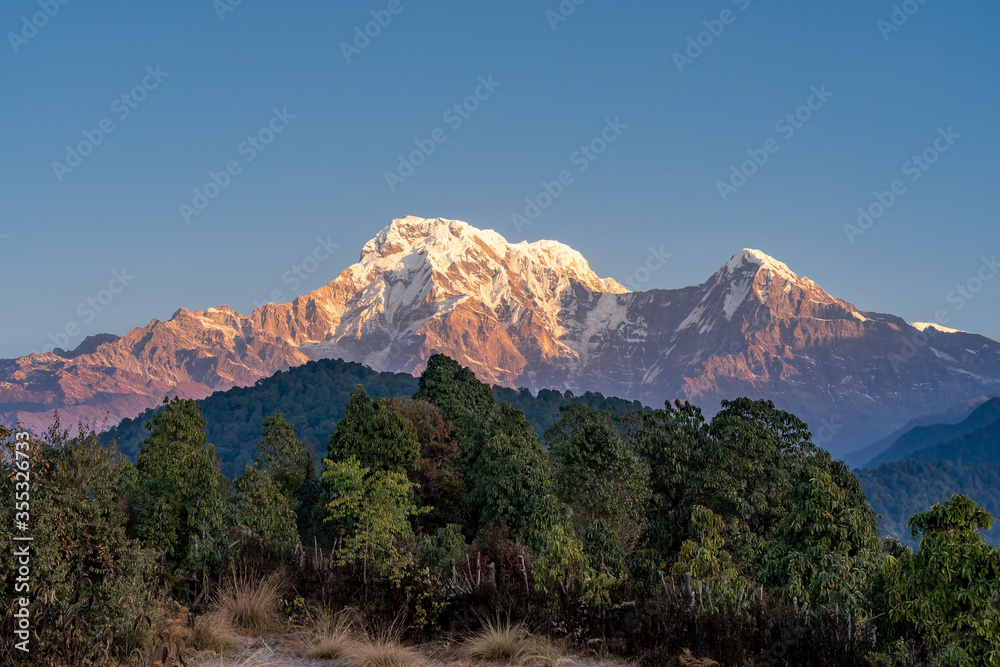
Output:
[
  {"xmin": 456, "ymin": 618, "xmax": 572, "ymax": 665},
  {"xmin": 190, "ymin": 611, "xmax": 242, "ymax": 653},
  {"xmin": 212, "ymin": 570, "xmax": 285, "ymax": 635},
  {"xmin": 456, "ymin": 618, "xmax": 524, "ymax": 661},
  {"xmin": 297, "ymin": 607, "xmax": 357, "ymax": 659},
  {"xmin": 190, "ymin": 651, "xmax": 269, "ymax": 667},
  {"xmin": 516, "ymin": 634, "xmax": 574, "ymax": 666},
  {"xmin": 345, "ymin": 629, "xmax": 427, "ymax": 667},
  {"xmin": 144, "ymin": 599, "xmax": 192, "ymax": 665},
  {"xmin": 676, "ymin": 647, "xmax": 720, "ymax": 666}
]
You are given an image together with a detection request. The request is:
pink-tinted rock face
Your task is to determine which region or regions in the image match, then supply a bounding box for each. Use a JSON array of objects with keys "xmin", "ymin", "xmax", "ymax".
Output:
[{"xmin": 2, "ymin": 217, "xmax": 999, "ymax": 454}]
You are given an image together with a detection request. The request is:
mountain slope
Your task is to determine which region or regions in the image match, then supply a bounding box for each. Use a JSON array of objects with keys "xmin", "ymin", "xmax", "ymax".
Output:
[
  {"xmin": 909, "ymin": 419, "xmax": 1000, "ymax": 464},
  {"xmin": 843, "ymin": 396, "xmax": 990, "ymax": 468},
  {"xmin": 857, "ymin": 459, "xmax": 1000, "ymax": 547},
  {"xmin": 4, "ymin": 216, "xmax": 1000, "ymax": 454},
  {"xmin": 867, "ymin": 397, "xmax": 1000, "ymax": 467}
]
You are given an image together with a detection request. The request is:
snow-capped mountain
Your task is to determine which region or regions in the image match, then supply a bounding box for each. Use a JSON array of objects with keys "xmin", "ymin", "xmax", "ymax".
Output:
[{"xmin": 3, "ymin": 216, "xmax": 1000, "ymax": 454}]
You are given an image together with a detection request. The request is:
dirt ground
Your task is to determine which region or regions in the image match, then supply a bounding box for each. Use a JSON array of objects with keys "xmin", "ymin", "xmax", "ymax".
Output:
[{"xmin": 186, "ymin": 635, "xmax": 637, "ymax": 666}]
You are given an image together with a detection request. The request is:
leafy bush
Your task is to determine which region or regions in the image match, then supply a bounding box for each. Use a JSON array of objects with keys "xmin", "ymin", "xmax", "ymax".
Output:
[{"xmin": 0, "ymin": 423, "xmax": 160, "ymax": 665}]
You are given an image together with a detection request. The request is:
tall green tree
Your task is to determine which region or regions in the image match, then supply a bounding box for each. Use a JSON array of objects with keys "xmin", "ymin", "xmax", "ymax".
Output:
[
  {"xmin": 382, "ymin": 398, "xmax": 465, "ymax": 534},
  {"xmin": 328, "ymin": 386, "xmax": 419, "ymax": 474},
  {"xmin": 760, "ymin": 456, "xmax": 882, "ymax": 618},
  {"xmin": 0, "ymin": 423, "xmax": 158, "ymax": 663},
  {"xmin": 633, "ymin": 400, "xmax": 712, "ymax": 560},
  {"xmin": 322, "ymin": 454, "xmax": 419, "ymax": 583},
  {"xmin": 703, "ymin": 398, "xmax": 820, "ymax": 569},
  {"xmin": 414, "ymin": 354, "xmax": 495, "ymax": 468},
  {"xmin": 670, "ymin": 506, "xmax": 747, "ymax": 599},
  {"xmin": 255, "ymin": 413, "xmax": 313, "ymax": 501},
  {"xmin": 231, "ymin": 465, "xmax": 299, "ymax": 556},
  {"xmin": 467, "ymin": 402, "xmax": 565, "ymax": 551},
  {"xmin": 547, "ymin": 405, "xmax": 650, "ymax": 573},
  {"xmin": 129, "ymin": 397, "xmax": 228, "ymax": 572},
  {"xmin": 880, "ymin": 494, "xmax": 1000, "ymax": 666}
]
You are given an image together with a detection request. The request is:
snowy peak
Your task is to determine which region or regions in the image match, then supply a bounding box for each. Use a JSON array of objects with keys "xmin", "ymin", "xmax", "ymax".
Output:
[
  {"xmin": 725, "ymin": 248, "xmax": 800, "ymax": 283},
  {"xmin": 4, "ymin": 214, "xmax": 1000, "ymax": 458},
  {"xmin": 696, "ymin": 247, "xmax": 860, "ymax": 325},
  {"xmin": 355, "ymin": 216, "xmax": 627, "ymax": 296}
]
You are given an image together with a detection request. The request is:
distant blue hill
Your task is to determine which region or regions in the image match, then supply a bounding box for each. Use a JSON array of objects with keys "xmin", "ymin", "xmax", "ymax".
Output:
[{"xmin": 866, "ymin": 397, "xmax": 1000, "ymax": 468}]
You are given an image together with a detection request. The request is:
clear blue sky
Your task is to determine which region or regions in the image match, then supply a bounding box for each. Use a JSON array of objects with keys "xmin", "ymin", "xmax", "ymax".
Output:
[{"xmin": 2, "ymin": 1, "xmax": 998, "ymax": 358}]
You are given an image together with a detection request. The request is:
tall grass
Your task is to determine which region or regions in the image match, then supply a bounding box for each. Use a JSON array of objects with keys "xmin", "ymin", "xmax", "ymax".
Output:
[
  {"xmin": 213, "ymin": 570, "xmax": 285, "ymax": 635},
  {"xmin": 516, "ymin": 635, "xmax": 573, "ymax": 666},
  {"xmin": 190, "ymin": 611, "xmax": 241, "ymax": 653},
  {"xmin": 298, "ymin": 607, "xmax": 357, "ymax": 659},
  {"xmin": 345, "ymin": 629, "xmax": 427, "ymax": 667},
  {"xmin": 456, "ymin": 618, "xmax": 572, "ymax": 665}
]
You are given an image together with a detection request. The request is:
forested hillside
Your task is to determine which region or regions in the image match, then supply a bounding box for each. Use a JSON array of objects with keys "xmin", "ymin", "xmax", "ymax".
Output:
[
  {"xmin": 5, "ymin": 353, "xmax": 1000, "ymax": 666},
  {"xmin": 102, "ymin": 357, "xmax": 646, "ymax": 477},
  {"xmin": 909, "ymin": 420, "xmax": 1000, "ymax": 464},
  {"xmin": 867, "ymin": 397, "xmax": 1000, "ymax": 467},
  {"xmin": 858, "ymin": 459, "xmax": 1000, "ymax": 547},
  {"xmin": 857, "ymin": 399, "xmax": 1000, "ymax": 547}
]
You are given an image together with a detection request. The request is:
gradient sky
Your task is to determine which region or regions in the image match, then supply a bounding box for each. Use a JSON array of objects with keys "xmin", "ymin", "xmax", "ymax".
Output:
[{"xmin": 2, "ymin": 1, "xmax": 998, "ymax": 358}]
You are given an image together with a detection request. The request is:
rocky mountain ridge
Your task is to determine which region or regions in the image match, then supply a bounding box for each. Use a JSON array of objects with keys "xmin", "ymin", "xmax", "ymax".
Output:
[{"xmin": 3, "ymin": 216, "xmax": 999, "ymax": 454}]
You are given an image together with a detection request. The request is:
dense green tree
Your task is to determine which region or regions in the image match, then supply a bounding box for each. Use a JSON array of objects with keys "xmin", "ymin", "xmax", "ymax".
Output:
[
  {"xmin": 670, "ymin": 506, "xmax": 747, "ymax": 599},
  {"xmin": 547, "ymin": 405, "xmax": 650, "ymax": 573},
  {"xmin": 129, "ymin": 397, "xmax": 228, "ymax": 572},
  {"xmin": 0, "ymin": 423, "xmax": 158, "ymax": 663},
  {"xmin": 322, "ymin": 454, "xmax": 419, "ymax": 583},
  {"xmin": 760, "ymin": 456, "xmax": 882, "ymax": 618},
  {"xmin": 880, "ymin": 494, "xmax": 1000, "ymax": 666},
  {"xmin": 231, "ymin": 465, "xmax": 299, "ymax": 555},
  {"xmin": 327, "ymin": 385, "xmax": 420, "ymax": 474},
  {"xmin": 467, "ymin": 402, "xmax": 565, "ymax": 551},
  {"xmin": 632, "ymin": 400, "xmax": 713, "ymax": 560},
  {"xmin": 414, "ymin": 354, "xmax": 495, "ymax": 468},
  {"xmin": 703, "ymin": 398, "xmax": 820, "ymax": 569},
  {"xmin": 255, "ymin": 413, "xmax": 313, "ymax": 501},
  {"xmin": 382, "ymin": 398, "xmax": 465, "ymax": 534}
]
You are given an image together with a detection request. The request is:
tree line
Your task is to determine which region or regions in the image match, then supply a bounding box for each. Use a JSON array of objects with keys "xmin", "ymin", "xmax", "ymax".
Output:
[{"xmin": 2, "ymin": 354, "xmax": 999, "ymax": 666}]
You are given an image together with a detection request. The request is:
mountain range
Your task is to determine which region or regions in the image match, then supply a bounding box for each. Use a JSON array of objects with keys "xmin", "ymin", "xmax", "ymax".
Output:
[
  {"xmin": 856, "ymin": 399, "xmax": 1000, "ymax": 546},
  {"xmin": 3, "ymin": 215, "xmax": 1000, "ymax": 454}
]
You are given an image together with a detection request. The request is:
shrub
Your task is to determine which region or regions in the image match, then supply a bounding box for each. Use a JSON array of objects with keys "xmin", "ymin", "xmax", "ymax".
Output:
[
  {"xmin": 213, "ymin": 570, "xmax": 285, "ymax": 635},
  {"xmin": 457, "ymin": 618, "xmax": 524, "ymax": 661},
  {"xmin": 0, "ymin": 423, "xmax": 160, "ymax": 665},
  {"xmin": 191, "ymin": 611, "xmax": 241, "ymax": 653},
  {"xmin": 345, "ymin": 631, "xmax": 426, "ymax": 667},
  {"xmin": 517, "ymin": 634, "xmax": 573, "ymax": 666},
  {"xmin": 299, "ymin": 608, "xmax": 357, "ymax": 659}
]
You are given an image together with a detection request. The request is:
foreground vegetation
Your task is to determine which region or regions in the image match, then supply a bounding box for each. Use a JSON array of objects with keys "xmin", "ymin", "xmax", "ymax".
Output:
[{"xmin": 3, "ymin": 354, "xmax": 999, "ymax": 665}]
